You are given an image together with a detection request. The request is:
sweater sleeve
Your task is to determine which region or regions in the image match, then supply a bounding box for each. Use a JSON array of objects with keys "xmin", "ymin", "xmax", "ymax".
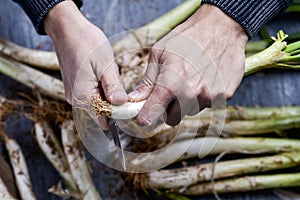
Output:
[
  {"xmin": 12, "ymin": 0, "xmax": 83, "ymax": 35},
  {"xmin": 201, "ymin": 0, "xmax": 292, "ymax": 37}
]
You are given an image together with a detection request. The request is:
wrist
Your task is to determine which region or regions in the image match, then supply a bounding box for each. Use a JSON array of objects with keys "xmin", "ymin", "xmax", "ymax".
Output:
[
  {"xmin": 193, "ymin": 4, "xmax": 249, "ymax": 44},
  {"xmin": 44, "ymin": 0, "xmax": 89, "ymax": 41}
]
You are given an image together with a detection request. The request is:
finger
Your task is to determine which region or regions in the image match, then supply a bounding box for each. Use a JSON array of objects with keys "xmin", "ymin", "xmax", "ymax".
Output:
[
  {"xmin": 165, "ymin": 99, "xmax": 182, "ymax": 126},
  {"xmin": 101, "ymin": 62, "xmax": 128, "ymax": 105},
  {"xmin": 72, "ymin": 61, "xmax": 98, "ymax": 107},
  {"xmin": 128, "ymin": 50, "xmax": 161, "ymax": 101},
  {"xmin": 98, "ymin": 116, "xmax": 109, "ymax": 131},
  {"xmin": 186, "ymin": 90, "xmax": 210, "ymax": 116},
  {"xmin": 166, "ymin": 94, "xmax": 201, "ymax": 125},
  {"xmin": 136, "ymin": 83, "xmax": 174, "ymax": 127},
  {"xmin": 84, "ymin": 40, "xmax": 128, "ymax": 105},
  {"xmin": 136, "ymin": 51, "xmax": 190, "ymax": 127}
]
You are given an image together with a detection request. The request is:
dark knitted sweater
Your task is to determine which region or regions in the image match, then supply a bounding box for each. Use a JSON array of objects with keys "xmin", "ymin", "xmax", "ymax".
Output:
[
  {"xmin": 13, "ymin": 0, "xmax": 291, "ymax": 37},
  {"xmin": 12, "ymin": 0, "xmax": 82, "ymax": 34},
  {"xmin": 202, "ymin": 0, "xmax": 292, "ymax": 37}
]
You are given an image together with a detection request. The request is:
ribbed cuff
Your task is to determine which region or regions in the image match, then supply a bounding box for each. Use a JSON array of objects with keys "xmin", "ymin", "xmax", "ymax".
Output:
[
  {"xmin": 13, "ymin": 0, "xmax": 83, "ymax": 35},
  {"xmin": 201, "ymin": 0, "xmax": 292, "ymax": 37}
]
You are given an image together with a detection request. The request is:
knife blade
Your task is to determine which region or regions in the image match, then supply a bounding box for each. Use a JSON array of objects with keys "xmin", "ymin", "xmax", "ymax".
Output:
[{"xmin": 110, "ymin": 120, "xmax": 126, "ymax": 170}]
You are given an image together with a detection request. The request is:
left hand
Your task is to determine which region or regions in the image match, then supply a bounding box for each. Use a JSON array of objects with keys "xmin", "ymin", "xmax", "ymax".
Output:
[
  {"xmin": 129, "ymin": 4, "xmax": 248, "ymax": 127},
  {"xmin": 44, "ymin": 1, "xmax": 127, "ymax": 130}
]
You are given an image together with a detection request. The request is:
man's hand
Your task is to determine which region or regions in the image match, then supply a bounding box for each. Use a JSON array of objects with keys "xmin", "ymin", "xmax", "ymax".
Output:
[
  {"xmin": 129, "ymin": 4, "xmax": 248, "ymax": 127},
  {"xmin": 44, "ymin": 1, "xmax": 127, "ymax": 129}
]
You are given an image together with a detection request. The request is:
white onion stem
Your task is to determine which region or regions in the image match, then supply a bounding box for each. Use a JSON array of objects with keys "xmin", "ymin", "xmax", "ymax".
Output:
[
  {"xmin": 111, "ymin": 101, "xmax": 146, "ymax": 119},
  {"xmin": 34, "ymin": 121, "xmax": 78, "ymax": 192},
  {"xmin": 0, "ymin": 56, "xmax": 65, "ymax": 101},
  {"xmin": 144, "ymin": 152, "xmax": 300, "ymax": 189},
  {"xmin": 61, "ymin": 120, "xmax": 102, "ymax": 200},
  {"xmin": 0, "ymin": 38, "xmax": 59, "ymax": 70},
  {"xmin": 2, "ymin": 134, "xmax": 37, "ymax": 200}
]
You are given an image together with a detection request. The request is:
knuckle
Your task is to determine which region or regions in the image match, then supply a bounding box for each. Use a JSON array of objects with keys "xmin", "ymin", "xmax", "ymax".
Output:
[
  {"xmin": 184, "ymin": 90, "xmax": 199, "ymax": 103},
  {"xmin": 141, "ymin": 75, "xmax": 155, "ymax": 89},
  {"xmin": 155, "ymin": 85, "xmax": 175, "ymax": 101},
  {"xmin": 212, "ymin": 92, "xmax": 226, "ymax": 101}
]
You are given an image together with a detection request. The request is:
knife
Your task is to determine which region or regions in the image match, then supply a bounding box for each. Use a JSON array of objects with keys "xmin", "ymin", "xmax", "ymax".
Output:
[{"xmin": 110, "ymin": 120, "xmax": 126, "ymax": 170}]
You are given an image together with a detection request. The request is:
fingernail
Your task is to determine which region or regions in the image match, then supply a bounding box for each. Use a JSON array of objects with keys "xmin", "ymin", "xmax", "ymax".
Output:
[
  {"xmin": 109, "ymin": 91, "xmax": 127, "ymax": 104},
  {"xmin": 129, "ymin": 90, "xmax": 140, "ymax": 100}
]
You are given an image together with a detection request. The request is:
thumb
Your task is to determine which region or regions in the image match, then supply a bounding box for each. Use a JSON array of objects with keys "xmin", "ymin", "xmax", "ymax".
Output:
[{"xmin": 101, "ymin": 63, "xmax": 128, "ymax": 105}]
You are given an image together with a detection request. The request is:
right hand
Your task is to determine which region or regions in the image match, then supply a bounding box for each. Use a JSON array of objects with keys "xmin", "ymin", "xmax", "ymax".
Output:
[
  {"xmin": 44, "ymin": 1, "xmax": 127, "ymax": 130},
  {"xmin": 129, "ymin": 4, "xmax": 248, "ymax": 127}
]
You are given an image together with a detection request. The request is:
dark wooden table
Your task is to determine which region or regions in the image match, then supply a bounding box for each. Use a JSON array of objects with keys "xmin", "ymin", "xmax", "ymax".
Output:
[{"xmin": 1, "ymin": 0, "xmax": 300, "ymax": 199}]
